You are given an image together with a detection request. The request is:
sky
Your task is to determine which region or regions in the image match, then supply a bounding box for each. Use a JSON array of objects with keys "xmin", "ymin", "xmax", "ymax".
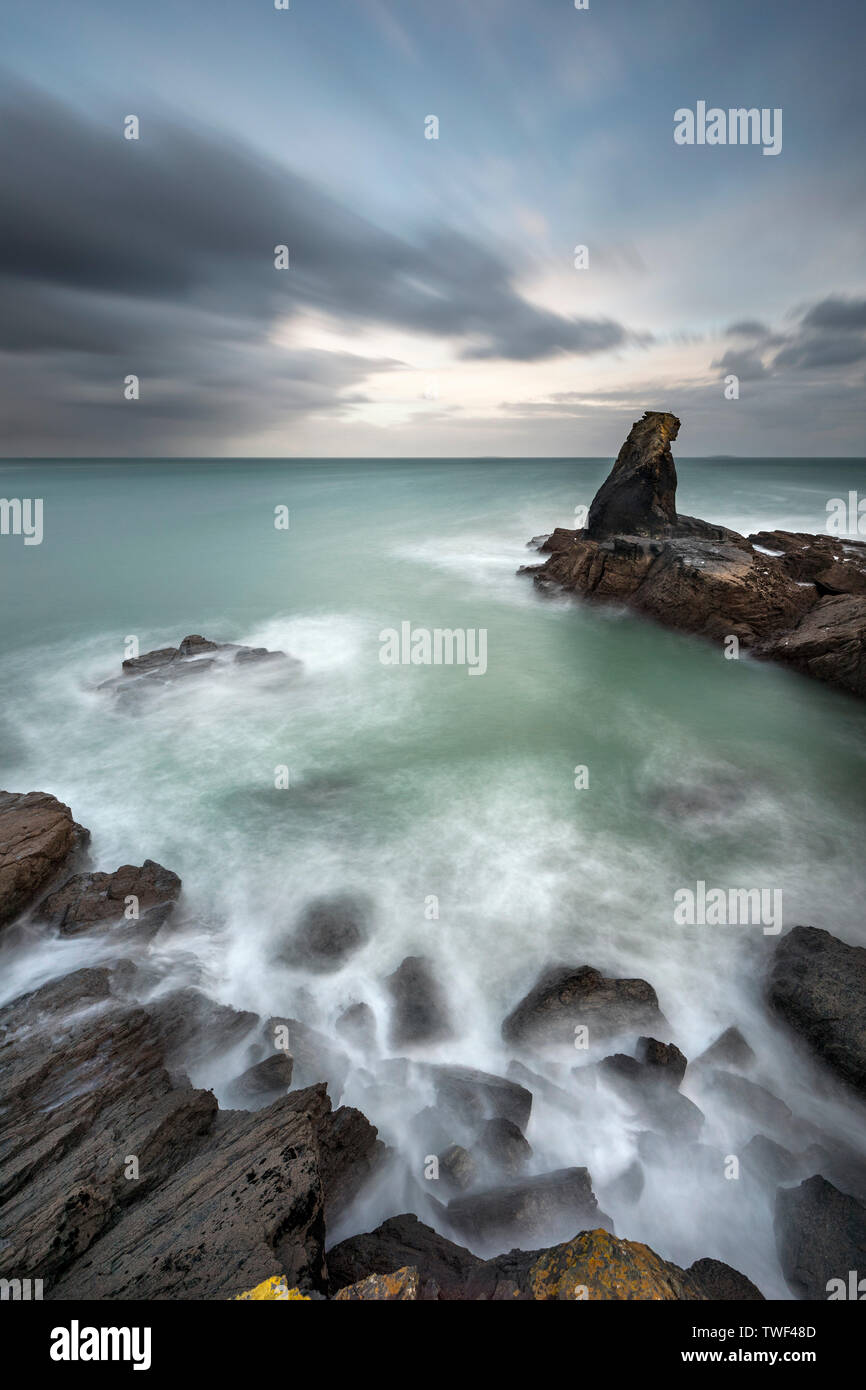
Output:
[{"xmin": 1, "ymin": 0, "xmax": 865, "ymax": 457}]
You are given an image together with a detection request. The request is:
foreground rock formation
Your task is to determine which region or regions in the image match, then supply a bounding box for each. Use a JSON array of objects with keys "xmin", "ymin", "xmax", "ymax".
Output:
[
  {"xmin": 99, "ymin": 633, "xmax": 300, "ymax": 698},
  {"xmin": 521, "ymin": 412, "xmax": 866, "ymax": 697},
  {"xmin": 3, "ymin": 789, "xmax": 865, "ymax": 1300}
]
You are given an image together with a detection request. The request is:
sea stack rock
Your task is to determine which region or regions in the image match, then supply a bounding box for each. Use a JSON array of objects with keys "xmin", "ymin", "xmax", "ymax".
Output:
[{"xmin": 586, "ymin": 411, "xmax": 680, "ymax": 539}]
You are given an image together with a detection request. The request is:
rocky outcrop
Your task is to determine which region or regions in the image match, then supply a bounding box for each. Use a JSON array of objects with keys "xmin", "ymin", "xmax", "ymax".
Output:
[
  {"xmin": 333, "ymin": 1267, "xmax": 425, "ymax": 1300},
  {"xmin": 0, "ymin": 790, "xmax": 89, "ymax": 928},
  {"xmin": 502, "ymin": 963, "xmax": 666, "ymax": 1051},
  {"xmin": 38, "ymin": 858, "xmax": 181, "ymax": 937},
  {"xmin": 521, "ymin": 413, "xmax": 866, "ymax": 698},
  {"xmin": 586, "ymin": 410, "xmax": 681, "ymax": 539},
  {"xmin": 767, "ymin": 926, "xmax": 866, "ymax": 1097},
  {"xmin": 775, "ymin": 1176, "xmax": 866, "ymax": 1300},
  {"xmin": 327, "ymin": 1216, "xmax": 762, "ymax": 1300},
  {"xmin": 99, "ymin": 633, "xmax": 299, "ymax": 698},
  {"xmin": 0, "ymin": 957, "xmax": 384, "ymax": 1300}
]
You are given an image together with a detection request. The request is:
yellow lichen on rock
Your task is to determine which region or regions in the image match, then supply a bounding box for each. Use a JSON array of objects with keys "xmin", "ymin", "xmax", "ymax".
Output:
[
  {"xmin": 333, "ymin": 1266, "xmax": 421, "ymax": 1300},
  {"xmin": 526, "ymin": 1229, "xmax": 705, "ymax": 1301},
  {"xmin": 234, "ymin": 1275, "xmax": 310, "ymax": 1300}
]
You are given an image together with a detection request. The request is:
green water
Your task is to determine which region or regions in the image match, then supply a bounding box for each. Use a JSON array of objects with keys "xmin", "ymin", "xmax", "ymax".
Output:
[{"xmin": 0, "ymin": 456, "xmax": 864, "ymax": 1290}]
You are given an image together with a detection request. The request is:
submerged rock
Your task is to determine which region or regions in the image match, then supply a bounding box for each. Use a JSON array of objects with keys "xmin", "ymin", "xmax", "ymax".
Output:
[
  {"xmin": 476, "ymin": 1117, "xmax": 532, "ymax": 1178},
  {"xmin": 502, "ymin": 963, "xmax": 666, "ymax": 1052},
  {"xmin": 695, "ymin": 1025, "xmax": 755, "ymax": 1071},
  {"xmin": 39, "ymin": 859, "xmax": 181, "ymax": 938},
  {"xmin": 283, "ymin": 894, "xmax": 370, "ymax": 973},
  {"xmin": 100, "ymin": 633, "xmax": 299, "ymax": 698},
  {"xmin": 767, "ymin": 925, "xmax": 866, "ymax": 1097},
  {"xmin": 385, "ymin": 956, "xmax": 452, "ymax": 1048},
  {"xmin": 0, "ymin": 789, "xmax": 90, "ymax": 929},
  {"xmin": 335, "ymin": 1001, "xmax": 377, "ymax": 1053}
]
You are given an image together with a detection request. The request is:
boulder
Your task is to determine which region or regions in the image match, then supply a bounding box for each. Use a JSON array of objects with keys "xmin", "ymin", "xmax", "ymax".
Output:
[
  {"xmin": 446, "ymin": 1167, "xmax": 612, "ymax": 1254},
  {"xmin": 423, "ymin": 1063, "xmax": 532, "ymax": 1134},
  {"xmin": 502, "ymin": 963, "xmax": 666, "ymax": 1052},
  {"xmin": 335, "ymin": 1001, "xmax": 377, "ymax": 1052},
  {"xmin": 226, "ymin": 1052, "xmax": 294, "ymax": 1107},
  {"xmin": 767, "ymin": 925, "xmax": 866, "ymax": 1096},
  {"xmin": 438, "ymin": 1144, "xmax": 478, "ymax": 1194},
  {"xmin": 476, "ymin": 1117, "xmax": 532, "ymax": 1178},
  {"xmin": 39, "ymin": 859, "xmax": 181, "ymax": 937},
  {"xmin": 686, "ymin": 1257, "xmax": 765, "ymax": 1301},
  {"xmin": 284, "ymin": 894, "xmax": 370, "ymax": 972},
  {"xmin": 695, "ymin": 1025, "xmax": 755, "ymax": 1071},
  {"xmin": 327, "ymin": 1213, "xmax": 484, "ymax": 1300},
  {"xmin": 775, "ymin": 1175, "xmax": 866, "ymax": 1300},
  {"xmin": 385, "ymin": 956, "xmax": 452, "ymax": 1048},
  {"xmin": 263, "ymin": 1016, "xmax": 350, "ymax": 1096},
  {"xmin": 704, "ymin": 1069, "xmax": 793, "ymax": 1132},
  {"xmin": 103, "ymin": 634, "xmax": 298, "ymax": 697},
  {"xmin": 636, "ymin": 1036, "xmax": 687, "ymax": 1086},
  {"xmin": 0, "ymin": 790, "xmax": 89, "ymax": 928}
]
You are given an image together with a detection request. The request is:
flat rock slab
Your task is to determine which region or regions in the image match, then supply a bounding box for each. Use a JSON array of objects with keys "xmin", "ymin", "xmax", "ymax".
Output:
[{"xmin": 0, "ymin": 790, "xmax": 89, "ymax": 929}]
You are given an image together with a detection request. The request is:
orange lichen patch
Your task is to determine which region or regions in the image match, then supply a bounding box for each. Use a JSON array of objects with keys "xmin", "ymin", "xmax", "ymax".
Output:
[
  {"xmin": 526, "ymin": 1229, "xmax": 705, "ymax": 1301},
  {"xmin": 234, "ymin": 1275, "xmax": 310, "ymax": 1300},
  {"xmin": 333, "ymin": 1266, "xmax": 421, "ymax": 1300}
]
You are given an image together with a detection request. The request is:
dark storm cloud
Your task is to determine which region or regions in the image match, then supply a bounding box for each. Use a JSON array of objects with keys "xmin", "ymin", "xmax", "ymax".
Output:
[
  {"xmin": 771, "ymin": 297, "xmax": 866, "ymax": 371},
  {"xmin": 0, "ymin": 86, "xmax": 634, "ymax": 451},
  {"xmin": 711, "ymin": 347, "xmax": 768, "ymax": 380}
]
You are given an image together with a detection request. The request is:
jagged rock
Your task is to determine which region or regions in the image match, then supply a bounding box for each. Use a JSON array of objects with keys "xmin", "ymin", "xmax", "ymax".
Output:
[
  {"xmin": 686, "ymin": 1258, "xmax": 765, "ymax": 1301},
  {"xmin": 476, "ymin": 1118, "xmax": 532, "ymax": 1178},
  {"xmin": 385, "ymin": 956, "xmax": 452, "ymax": 1048},
  {"xmin": 522, "ymin": 414, "xmax": 866, "ymax": 697},
  {"xmin": 767, "ymin": 926, "xmax": 866, "ymax": 1096},
  {"xmin": 262, "ymin": 1017, "xmax": 349, "ymax": 1096},
  {"xmin": 753, "ymin": 593, "xmax": 866, "ymax": 697},
  {"xmin": 333, "ymin": 1266, "xmax": 427, "ymax": 1300},
  {"xmin": 446, "ymin": 1167, "xmax": 612, "ymax": 1254},
  {"xmin": 586, "ymin": 411, "xmax": 681, "ymax": 539},
  {"xmin": 597, "ymin": 1054, "xmax": 704, "ymax": 1139},
  {"xmin": 283, "ymin": 894, "xmax": 370, "ymax": 973},
  {"xmin": 146, "ymin": 987, "xmax": 259, "ymax": 1068},
  {"xmin": 423, "ymin": 1063, "xmax": 532, "ymax": 1134},
  {"xmin": 279, "ymin": 1082, "xmax": 386, "ymax": 1221},
  {"xmin": 226, "ymin": 1052, "xmax": 294, "ymax": 1107},
  {"xmin": 704, "ymin": 1069, "xmax": 793, "ymax": 1132},
  {"xmin": 50, "ymin": 1098, "xmax": 328, "ymax": 1299},
  {"xmin": 695, "ymin": 1025, "xmax": 755, "ymax": 1071},
  {"xmin": 742, "ymin": 1135, "xmax": 799, "ymax": 1187},
  {"xmin": 502, "ymin": 963, "xmax": 666, "ymax": 1052},
  {"xmin": 39, "ymin": 859, "xmax": 181, "ymax": 937},
  {"xmin": 775, "ymin": 1175, "xmax": 866, "ymax": 1300},
  {"xmin": 335, "ymin": 1001, "xmax": 377, "ymax": 1052},
  {"xmin": 636, "ymin": 1036, "xmax": 687, "ymax": 1086},
  {"xmin": 0, "ymin": 790, "xmax": 90, "ymax": 928},
  {"xmin": 438, "ymin": 1145, "xmax": 477, "ymax": 1194},
  {"xmin": 327, "ymin": 1213, "xmax": 484, "ymax": 1300},
  {"xmin": 799, "ymin": 1141, "xmax": 866, "ymax": 1204},
  {"xmin": 748, "ymin": 531, "xmax": 866, "ymax": 595},
  {"xmin": 327, "ymin": 1215, "xmax": 761, "ymax": 1301}
]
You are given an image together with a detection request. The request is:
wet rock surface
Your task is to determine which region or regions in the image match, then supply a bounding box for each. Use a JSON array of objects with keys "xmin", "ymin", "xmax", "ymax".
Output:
[
  {"xmin": 775, "ymin": 1175, "xmax": 866, "ymax": 1300},
  {"xmin": 39, "ymin": 859, "xmax": 181, "ymax": 938},
  {"xmin": 99, "ymin": 633, "xmax": 300, "ymax": 698},
  {"xmin": 768, "ymin": 925, "xmax": 866, "ymax": 1097},
  {"xmin": 0, "ymin": 790, "xmax": 90, "ymax": 929},
  {"xmin": 502, "ymin": 962, "xmax": 667, "ymax": 1051},
  {"xmin": 385, "ymin": 955, "xmax": 452, "ymax": 1048}
]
